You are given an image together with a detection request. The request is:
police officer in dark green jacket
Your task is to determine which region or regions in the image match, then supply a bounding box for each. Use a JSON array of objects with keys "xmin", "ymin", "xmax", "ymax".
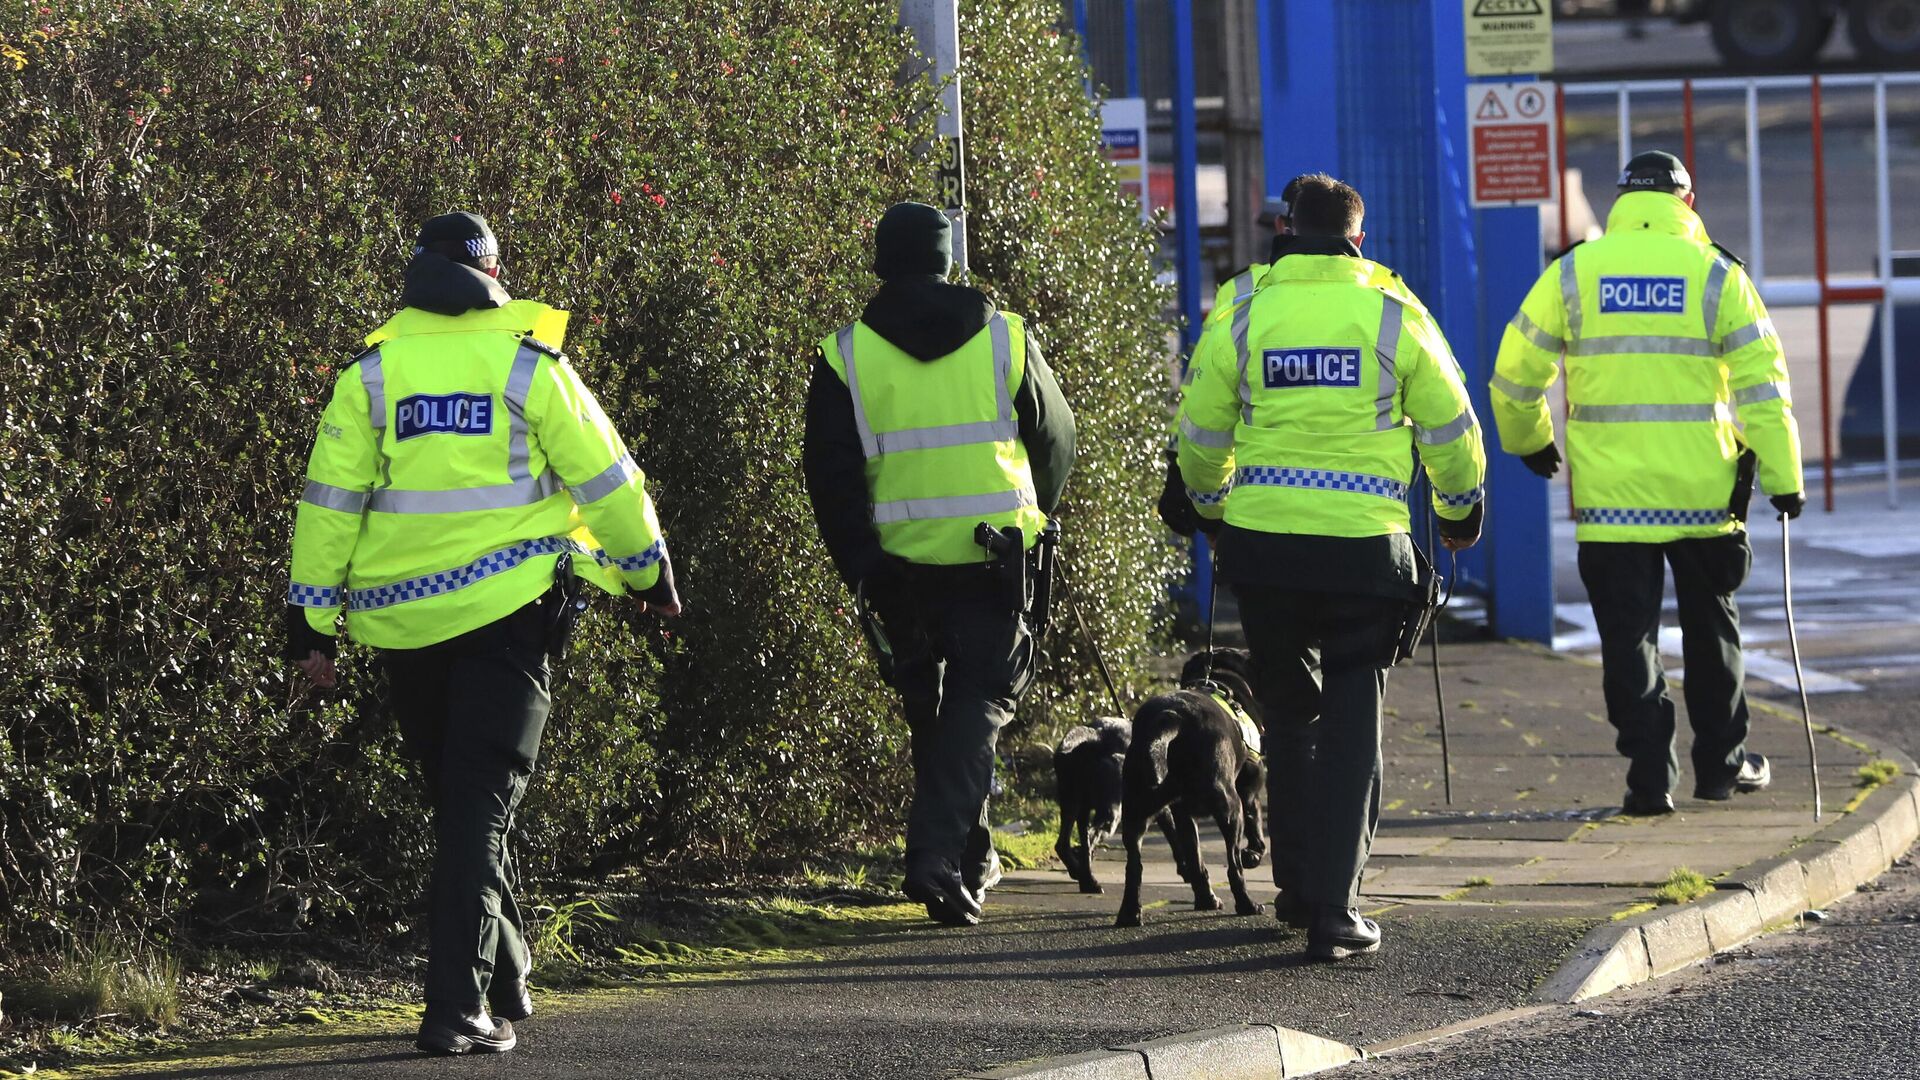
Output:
[{"xmin": 803, "ymin": 203, "xmax": 1076, "ymax": 927}]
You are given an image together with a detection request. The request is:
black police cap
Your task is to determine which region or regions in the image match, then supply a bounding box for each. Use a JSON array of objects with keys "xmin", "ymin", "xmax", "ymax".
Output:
[
  {"xmin": 414, "ymin": 212, "xmax": 499, "ymax": 261},
  {"xmin": 1618, "ymin": 151, "xmax": 1692, "ymax": 193}
]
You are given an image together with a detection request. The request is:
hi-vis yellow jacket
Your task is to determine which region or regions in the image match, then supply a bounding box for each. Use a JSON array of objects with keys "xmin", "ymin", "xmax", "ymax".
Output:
[
  {"xmin": 1490, "ymin": 192, "xmax": 1803, "ymax": 542},
  {"xmin": 819, "ymin": 313, "xmax": 1047, "ymax": 564},
  {"xmin": 1178, "ymin": 253, "xmax": 1486, "ymax": 536},
  {"xmin": 288, "ymin": 300, "xmax": 667, "ymax": 650},
  {"xmin": 1201, "ymin": 257, "xmax": 1425, "ymax": 329}
]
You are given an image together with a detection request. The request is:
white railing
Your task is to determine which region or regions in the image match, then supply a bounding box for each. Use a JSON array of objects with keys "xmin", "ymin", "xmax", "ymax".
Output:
[{"xmin": 1558, "ymin": 73, "xmax": 1920, "ymax": 510}]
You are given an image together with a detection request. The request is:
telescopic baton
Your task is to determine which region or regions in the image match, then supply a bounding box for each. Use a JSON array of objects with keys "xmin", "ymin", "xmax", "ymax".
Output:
[{"xmin": 1779, "ymin": 512, "xmax": 1822, "ymax": 822}]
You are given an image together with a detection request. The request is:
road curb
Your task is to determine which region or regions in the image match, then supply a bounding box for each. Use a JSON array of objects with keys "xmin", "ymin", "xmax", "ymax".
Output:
[
  {"xmin": 1533, "ymin": 766, "xmax": 1920, "ymax": 1004},
  {"xmin": 960, "ymin": 1022, "xmax": 1362, "ymax": 1079}
]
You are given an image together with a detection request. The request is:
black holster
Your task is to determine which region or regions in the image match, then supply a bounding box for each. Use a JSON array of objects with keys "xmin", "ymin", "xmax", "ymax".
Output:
[
  {"xmin": 544, "ymin": 557, "xmax": 589, "ymax": 660},
  {"xmin": 973, "ymin": 523, "xmax": 1031, "ymax": 616},
  {"xmin": 1028, "ymin": 519, "xmax": 1060, "ymax": 640},
  {"xmin": 1728, "ymin": 447, "xmax": 1758, "ymax": 524},
  {"xmin": 1393, "ymin": 542, "xmax": 1442, "ymax": 667}
]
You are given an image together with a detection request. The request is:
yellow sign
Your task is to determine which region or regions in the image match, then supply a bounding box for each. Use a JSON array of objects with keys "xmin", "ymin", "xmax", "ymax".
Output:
[{"xmin": 1465, "ymin": 0, "xmax": 1553, "ymax": 76}]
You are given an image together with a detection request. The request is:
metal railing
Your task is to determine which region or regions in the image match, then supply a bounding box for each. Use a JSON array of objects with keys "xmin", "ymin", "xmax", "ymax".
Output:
[{"xmin": 1558, "ymin": 73, "xmax": 1920, "ymax": 511}]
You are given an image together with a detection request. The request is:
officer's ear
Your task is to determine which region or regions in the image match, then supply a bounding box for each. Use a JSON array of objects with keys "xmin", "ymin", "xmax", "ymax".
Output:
[
  {"xmin": 1350, "ymin": 230, "xmax": 1366, "ymax": 249},
  {"xmin": 1681, "ymin": 191, "xmax": 1697, "ymax": 209}
]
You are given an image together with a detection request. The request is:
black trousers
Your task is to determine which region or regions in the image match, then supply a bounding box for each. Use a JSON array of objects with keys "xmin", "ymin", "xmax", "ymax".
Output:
[
  {"xmin": 883, "ymin": 577, "xmax": 1034, "ymax": 872},
  {"xmin": 1576, "ymin": 532, "xmax": 1753, "ymax": 797},
  {"xmin": 1233, "ymin": 584, "xmax": 1403, "ymax": 909},
  {"xmin": 381, "ymin": 597, "xmax": 553, "ymax": 1011}
]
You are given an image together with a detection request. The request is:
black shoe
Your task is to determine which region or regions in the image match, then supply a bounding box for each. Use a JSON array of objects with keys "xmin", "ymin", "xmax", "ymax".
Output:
[
  {"xmin": 964, "ymin": 846, "xmax": 1003, "ymax": 907},
  {"xmin": 1696, "ymin": 753, "xmax": 1771, "ymax": 801},
  {"xmin": 488, "ymin": 978, "xmax": 533, "ymax": 1023},
  {"xmin": 1272, "ymin": 890, "xmax": 1311, "ymax": 930},
  {"xmin": 1306, "ymin": 907, "xmax": 1381, "ymax": 962},
  {"xmin": 1619, "ymin": 789, "xmax": 1676, "ymax": 816},
  {"xmin": 904, "ymin": 852, "xmax": 982, "ymax": 927},
  {"xmin": 416, "ymin": 1007, "xmax": 515, "ymax": 1055}
]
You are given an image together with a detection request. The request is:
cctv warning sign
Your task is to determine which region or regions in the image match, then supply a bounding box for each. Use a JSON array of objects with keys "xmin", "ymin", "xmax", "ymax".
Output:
[
  {"xmin": 1468, "ymin": 82, "xmax": 1557, "ymax": 207},
  {"xmin": 1465, "ymin": 0, "xmax": 1553, "ymax": 76}
]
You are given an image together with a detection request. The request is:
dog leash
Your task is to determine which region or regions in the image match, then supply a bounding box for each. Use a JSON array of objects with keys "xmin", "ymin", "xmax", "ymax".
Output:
[
  {"xmin": 1202, "ymin": 535, "xmax": 1219, "ymax": 683},
  {"xmin": 1055, "ymin": 558, "xmax": 1128, "ymax": 718},
  {"xmin": 1424, "ymin": 505, "xmax": 1456, "ymax": 806},
  {"xmin": 1780, "ymin": 512, "xmax": 1821, "ymax": 822}
]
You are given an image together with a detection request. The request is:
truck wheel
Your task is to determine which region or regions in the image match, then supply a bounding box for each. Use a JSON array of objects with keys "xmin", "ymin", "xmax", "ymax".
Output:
[
  {"xmin": 1710, "ymin": 0, "xmax": 1829, "ymax": 68},
  {"xmin": 1849, "ymin": 0, "xmax": 1920, "ymax": 66}
]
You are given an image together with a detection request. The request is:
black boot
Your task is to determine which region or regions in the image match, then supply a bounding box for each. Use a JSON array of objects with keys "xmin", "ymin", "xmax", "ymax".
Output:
[
  {"xmin": 964, "ymin": 845, "xmax": 1003, "ymax": 907},
  {"xmin": 904, "ymin": 851, "xmax": 982, "ymax": 927},
  {"xmin": 487, "ymin": 976, "xmax": 533, "ymax": 1023},
  {"xmin": 1695, "ymin": 753, "xmax": 1770, "ymax": 801},
  {"xmin": 1620, "ymin": 789, "xmax": 1676, "ymax": 816},
  {"xmin": 1306, "ymin": 906, "xmax": 1381, "ymax": 962},
  {"xmin": 416, "ymin": 1005, "xmax": 516, "ymax": 1055},
  {"xmin": 1272, "ymin": 890, "xmax": 1311, "ymax": 930}
]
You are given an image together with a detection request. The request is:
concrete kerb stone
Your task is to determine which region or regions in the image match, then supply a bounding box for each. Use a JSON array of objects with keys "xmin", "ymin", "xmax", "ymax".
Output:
[
  {"xmin": 1638, "ymin": 906, "xmax": 1712, "ymax": 977},
  {"xmin": 1697, "ymin": 887, "xmax": 1765, "ymax": 952},
  {"xmin": 1114, "ymin": 1024, "xmax": 1281, "ymax": 1080},
  {"xmin": 1716, "ymin": 852, "xmax": 1810, "ymax": 928},
  {"xmin": 1532, "ymin": 920, "xmax": 1650, "ymax": 1003},
  {"xmin": 963, "ymin": 1049, "xmax": 1150, "ymax": 1080},
  {"xmin": 1274, "ymin": 1024, "xmax": 1363, "ymax": 1076}
]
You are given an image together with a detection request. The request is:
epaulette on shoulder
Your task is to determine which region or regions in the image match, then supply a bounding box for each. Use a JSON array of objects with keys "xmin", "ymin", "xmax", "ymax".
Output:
[
  {"xmin": 520, "ymin": 335, "xmax": 564, "ymax": 359},
  {"xmin": 342, "ymin": 344, "xmax": 380, "ymax": 369},
  {"xmin": 1710, "ymin": 241, "xmax": 1746, "ymax": 268},
  {"xmin": 1551, "ymin": 238, "xmax": 1586, "ymax": 262}
]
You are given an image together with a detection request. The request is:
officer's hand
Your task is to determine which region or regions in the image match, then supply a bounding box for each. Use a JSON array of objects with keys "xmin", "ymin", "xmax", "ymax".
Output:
[
  {"xmin": 1519, "ymin": 444, "xmax": 1561, "ymax": 479},
  {"xmin": 633, "ymin": 594, "xmax": 683, "ymax": 617},
  {"xmin": 1770, "ymin": 492, "xmax": 1806, "ymax": 521},
  {"xmin": 1193, "ymin": 513, "xmax": 1223, "ymax": 538},
  {"xmin": 1436, "ymin": 502, "xmax": 1483, "ymax": 551},
  {"xmin": 1156, "ymin": 451, "xmax": 1201, "ymax": 537},
  {"xmin": 295, "ymin": 650, "xmax": 338, "ymax": 689}
]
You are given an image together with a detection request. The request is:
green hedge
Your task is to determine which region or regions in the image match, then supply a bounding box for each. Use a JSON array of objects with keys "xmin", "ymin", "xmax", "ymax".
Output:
[{"xmin": 0, "ymin": 0, "xmax": 1173, "ymax": 944}]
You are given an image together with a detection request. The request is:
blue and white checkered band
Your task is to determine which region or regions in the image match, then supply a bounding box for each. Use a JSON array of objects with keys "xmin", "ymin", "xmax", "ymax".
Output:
[
  {"xmin": 288, "ymin": 582, "xmax": 341, "ymax": 607},
  {"xmin": 348, "ymin": 536, "xmax": 578, "ymax": 611},
  {"xmin": 1575, "ymin": 507, "xmax": 1730, "ymax": 527},
  {"xmin": 1234, "ymin": 465, "xmax": 1409, "ymax": 502},
  {"xmin": 591, "ymin": 538, "xmax": 667, "ymax": 574},
  {"xmin": 1186, "ymin": 484, "xmax": 1231, "ymax": 506},
  {"xmin": 465, "ymin": 236, "xmax": 499, "ymax": 259},
  {"xmin": 1437, "ymin": 486, "xmax": 1485, "ymax": 508}
]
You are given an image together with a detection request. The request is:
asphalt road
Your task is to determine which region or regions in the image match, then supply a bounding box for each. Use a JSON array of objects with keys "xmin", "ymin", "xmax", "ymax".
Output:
[{"xmin": 1339, "ymin": 853, "xmax": 1920, "ymax": 1079}]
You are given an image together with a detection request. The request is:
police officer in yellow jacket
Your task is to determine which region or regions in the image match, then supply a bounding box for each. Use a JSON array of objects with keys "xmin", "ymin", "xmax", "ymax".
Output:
[
  {"xmin": 1491, "ymin": 152, "xmax": 1804, "ymax": 816},
  {"xmin": 285, "ymin": 213, "xmax": 681, "ymax": 1054},
  {"xmin": 1179, "ymin": 175, "xmax": 1485, "ymax": 961},
  {"xmin": 803, "ymin": 202, "xmax": 1075, "ymax": 927}
]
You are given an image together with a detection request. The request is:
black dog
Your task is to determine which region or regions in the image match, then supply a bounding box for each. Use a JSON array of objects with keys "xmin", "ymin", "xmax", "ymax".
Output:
[{"xmin": 1114, "ymin": 648, "xmax": 1268, "ymax": 927}]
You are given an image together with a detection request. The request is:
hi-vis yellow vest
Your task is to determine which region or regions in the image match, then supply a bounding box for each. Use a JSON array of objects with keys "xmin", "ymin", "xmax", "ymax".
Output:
[
  {"xmin": 1177, "ymin": 255, "xmax": 1486, "ymax": 537},
  {"xmin": 820, "ymin": 313, "xmax": 1046, "ymax": 564},
  {"xmin": 287, "ymin": 300, "xmax": 668, "ymax": 650},
  {"xmin": 1490, "ymin": 192, "xmax": 1803, "ymax": 542}
]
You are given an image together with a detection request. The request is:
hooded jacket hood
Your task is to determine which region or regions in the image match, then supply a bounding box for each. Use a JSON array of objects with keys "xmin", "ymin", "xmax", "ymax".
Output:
[
  {"xmin": 399, "ymin": 252, "xmax": 512, "ymax": 316},
  {"xmin": 859, "ymin": 274, "xmax": 998, "ymax": 361}
]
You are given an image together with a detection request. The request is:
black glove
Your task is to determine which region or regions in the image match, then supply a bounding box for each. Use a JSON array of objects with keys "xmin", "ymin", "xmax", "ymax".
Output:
[
  {"xmin": 632, "ymin": 550, "xmax": 681, "ymax": 609},
  {"xmin": 1155, "ymin": 448, "xmax": 1202, "ymax": 538},
  {"xmin": 1770, "ymin": 492, "xmax": 1805, "ymax": 520},
  {"xmin": 1519, "ymin": 444, "xmax": 1561, "ymax": 479},
  {"xmin": 1435, "ymin": 501, "xmax": 1484, "ymax": 549},
  {"xmin": 1194, "ymin": 512, "xmax": 1223, "ymax": 538},
  {"xmin": 858, "ymin": 555, "xmax": 916, "ymax": 629},
  {"xmin": 284, "ymin": 603, "xmax": 337, "ymax": 663}
]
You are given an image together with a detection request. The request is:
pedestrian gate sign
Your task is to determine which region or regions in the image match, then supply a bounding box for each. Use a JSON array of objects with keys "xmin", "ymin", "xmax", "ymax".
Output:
[
  {"xmin": 1100, "ymin": 97, "xmax": 1151, "ymax": 224},
  {"xmin": 1467, "ymin": 82, "xmax": 1557, "ymax": 208},
  {"xmin": 1464, "ymin": 0, "xmax": 1553, "ymax": 76}
]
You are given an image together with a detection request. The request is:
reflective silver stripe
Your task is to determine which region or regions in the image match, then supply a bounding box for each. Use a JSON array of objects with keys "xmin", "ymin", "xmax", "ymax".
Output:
[
  {"xmin": 876, "ymin": 419, "xmax": 1019, "ymax": 453},
  {"xmin": 1559, "ymin": 248, "xmax": 1582, "ymax": 339},
  {"xmin": 841, "ymin": 319, "xmax": 1015, "ymax": 461},
  {"xmin": 1703, "ymin": 255, "xmax": 1731, "ymax": 341},
  {"xmin": 572, "ymin": 453, "xmax": 638, "ymax": 504},
  {"xmin": 870, "ymin": 487, "xmax": 1036, "ymax": 525},
  {"xmin": 1509, "ymin": 310, "xmax": 1563, "ymax": 353},
  {"xmin": 1718, "ymin": 318, "xmax": 1777, "ymax": 355},
  {"xmin": 1732, "ymin": 381, "xmax": 1788, "ymax": 407},
  {"xmin": 1374, "ymin": 297, "xmax": 1403, "ymax": 431},
  {"xmin": 301, "ymin": 479, "xmax": 370, "ymax": 514},
  {"xmin": 837, "ymin": 324, "xmax": 880, "ymax": 458},
  {"xmin": 368, "ymin": 472, "xmax": 563, "ymax": 514},
  {"xmin": 1179, "ymin": 413, "xmax": 1235, "ymax": 449},
  {"xmin": 1569, "ymin": 402, "xmax": 1731, "ymax": 423},
  {"xmin": 504, "ymin": 342, "xmax": 543, "ymax": 482},
  {"xmin": 360, "ymin": 349, "xmax": 385, "ymax": 430},
  {"xmin": 1415, "ymin": 406, "xmax": 1478, "ymax": 446},
  {"xmin": 1490, "ymin": 372, "xmax": 1547, "ymax": 402},
  {"xmin": 1231, "ymin": 269, "xmax": 1256, "ymax": 305},
  {"xmin": 1232, "ymin": 294, "xmax": 1254, "ymax": 418},
  {"xmin": 1565, "ymin": 335, "xmax": 1715, "ymax": 358}
]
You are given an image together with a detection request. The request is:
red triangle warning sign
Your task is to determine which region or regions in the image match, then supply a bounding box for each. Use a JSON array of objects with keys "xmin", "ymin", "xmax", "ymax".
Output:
[{"xmin": 1476, "ymin": 91, "xmax": 1508, "ymax": 120}]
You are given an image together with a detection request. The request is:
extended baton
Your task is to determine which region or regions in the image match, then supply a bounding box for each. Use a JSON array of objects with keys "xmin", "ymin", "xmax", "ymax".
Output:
[{"xmin": 1780, "ymin": 512, "xmax": 1821, "ymax": 822}]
